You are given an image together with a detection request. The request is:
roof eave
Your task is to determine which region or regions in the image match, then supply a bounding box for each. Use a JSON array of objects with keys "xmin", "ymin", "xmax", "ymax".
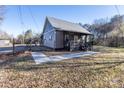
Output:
[{"xmin": 55, "ymin": 28, "xmax": 92, "ymax": 35}]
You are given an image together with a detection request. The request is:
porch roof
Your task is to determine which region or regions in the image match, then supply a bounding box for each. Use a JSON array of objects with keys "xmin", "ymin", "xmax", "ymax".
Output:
[{"xmin": 47, "ymin": 17, "xmax": 92, "ymax": 35}]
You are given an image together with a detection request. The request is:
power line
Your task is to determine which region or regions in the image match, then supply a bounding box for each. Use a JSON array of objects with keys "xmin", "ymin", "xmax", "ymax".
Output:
[
  {"xmin": 17, "ymin": 6, "xmax": 26, "ymax": 31},
  {"xmin": 115, "ymin": 5, "xmax": 120, "ymax": 16},
  {"xmin": 17, "ymin": 6, "xmax": 26, "ymax": 43},
  {"xmin": 26, "ymin": 6, "xmax": 40, "ymax": 32}
]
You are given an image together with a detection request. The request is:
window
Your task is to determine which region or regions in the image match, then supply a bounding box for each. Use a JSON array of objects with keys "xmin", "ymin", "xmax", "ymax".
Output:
[
  {"xmin": 49, "ymin": 32, "xmax": 54, "ymax": 40},
  {"xmin": 49, "ymin": 35, "xmax": 52, "ymax": 40},
  {"xmin": 65, "ymin": 34, "xmax": 69, "ymax": 41}
]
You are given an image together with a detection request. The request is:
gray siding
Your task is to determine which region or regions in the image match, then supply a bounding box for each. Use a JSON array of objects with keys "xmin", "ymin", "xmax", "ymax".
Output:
[
  {"xmin": 43, "ymin": 19, "xmax": 54, "ymax": 33},
  {"xmin": 55, "ymin": 31, "xmax": 63, "ymax": 49},
  {"xmin": 43, "ymin": 19, "xmax": 56, "ymax": 48}
]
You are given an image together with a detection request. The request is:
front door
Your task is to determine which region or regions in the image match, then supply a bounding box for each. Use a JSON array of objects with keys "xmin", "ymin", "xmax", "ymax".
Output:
[
  {"xmin": 64, "ymin": 33, "xmax": 70, "ymax": 50},
  {"xmin": 74, "ymin": 35, "xmax": 78, "ymax": 42}
]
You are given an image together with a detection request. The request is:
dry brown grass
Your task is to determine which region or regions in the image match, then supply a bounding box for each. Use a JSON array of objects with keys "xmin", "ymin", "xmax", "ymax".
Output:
[{"xmin": 1, "ymin": 46, "xmax": 124, "ymax": 87}]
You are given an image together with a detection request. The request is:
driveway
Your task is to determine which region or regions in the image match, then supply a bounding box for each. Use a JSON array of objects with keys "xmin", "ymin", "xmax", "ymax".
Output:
[{"xmin": 32, "ymin": 51, "xmax": 98, "ymax": 64}]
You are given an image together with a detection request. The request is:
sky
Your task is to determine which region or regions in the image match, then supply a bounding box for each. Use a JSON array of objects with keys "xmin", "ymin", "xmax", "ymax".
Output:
[{"xmin": 1, "ymin": 5, "xmax": 124, "ymax": 37}]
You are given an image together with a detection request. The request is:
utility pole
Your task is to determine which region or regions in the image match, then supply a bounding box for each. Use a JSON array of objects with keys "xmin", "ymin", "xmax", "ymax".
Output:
[
  {"xmin": 13, "ymin": 38, "xmax": 15, "ymax": 55},
  {"xmin": 23, "ymin": 31, "xmax": 25, "ymax": 44}
]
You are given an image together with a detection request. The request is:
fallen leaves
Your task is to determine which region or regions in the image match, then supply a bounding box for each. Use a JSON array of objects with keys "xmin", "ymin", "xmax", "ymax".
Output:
[{"xmin": 0, "ymin": 46, "xmax": 124, "ymax": 87}]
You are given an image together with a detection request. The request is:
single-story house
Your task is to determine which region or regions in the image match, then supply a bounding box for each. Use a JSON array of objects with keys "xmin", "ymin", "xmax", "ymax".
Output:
[
  {"xmin": 42, "ymin": 16, "xmax": 93, "ymax": 51},
  {"xmin": 0, "ymin": 39, "xmax": 11, "ymax": 46}
]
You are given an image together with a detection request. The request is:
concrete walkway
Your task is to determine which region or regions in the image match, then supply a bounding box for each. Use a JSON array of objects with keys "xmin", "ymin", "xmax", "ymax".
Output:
[
  {"xmin": 31, "ymin": 52, "xmax": 50, "ymax": 64},
  {"xmin": 32, "ymin": 51, "xmax": 98, "ymax": 64}
]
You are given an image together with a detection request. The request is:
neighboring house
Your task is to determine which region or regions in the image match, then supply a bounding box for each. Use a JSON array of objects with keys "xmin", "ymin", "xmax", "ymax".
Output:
[
  {"xmin": 42, "ymin": 16, "xmax": 92, "ymax": 50},
  {"xmin": 0, "ymin": 31, "xmax": 11, "ymax": 46},
  {"xmin": 0, "ymin": 39, "xmax": 10, "ymax": 46}
]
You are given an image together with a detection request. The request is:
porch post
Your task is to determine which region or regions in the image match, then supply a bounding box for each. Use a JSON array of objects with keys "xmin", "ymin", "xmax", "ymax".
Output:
[
  {"xmin": 85, "ymin": 35, "xmax": 87, "ymax": 44},
  {"xmin": 85, "ymin": 35, "xmax": 87, "ymax": 50},
  {"xmin": 91, "ymin": 34, "xmax": 94, "ymax": 51}
]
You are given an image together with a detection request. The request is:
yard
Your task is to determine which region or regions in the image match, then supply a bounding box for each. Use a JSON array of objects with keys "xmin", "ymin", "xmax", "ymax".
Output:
[{"xmin": 1, "ymin": 46, "xmax": 124, "ymax": 87}]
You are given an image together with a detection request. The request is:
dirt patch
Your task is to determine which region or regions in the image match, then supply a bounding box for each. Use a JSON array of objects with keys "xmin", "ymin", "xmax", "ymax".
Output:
[
  {"xmin": 0, "ymin": 54, "xmax": 13, "ymax": 62},
  {"xmin": 0, "ymin": 51, "xmax": 31, "ymax": 64}
]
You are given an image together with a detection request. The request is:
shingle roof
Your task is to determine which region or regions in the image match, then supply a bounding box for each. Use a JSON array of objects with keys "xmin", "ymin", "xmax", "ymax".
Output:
[{"xmin": 47, "ymin": 17, "xmax": 92, "ymax": 35}]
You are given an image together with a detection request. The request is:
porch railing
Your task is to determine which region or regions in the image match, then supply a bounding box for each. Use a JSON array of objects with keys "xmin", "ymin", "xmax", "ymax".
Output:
[{"xmin": 69, "ymin": 41, "xmax": 92, "ymax": 51}]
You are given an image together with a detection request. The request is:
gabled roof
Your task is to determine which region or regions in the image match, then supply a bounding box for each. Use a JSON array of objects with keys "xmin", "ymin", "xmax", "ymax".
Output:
[{"xmin": 46, "ymin": 16, "xmax": 92, "ymax": 35}]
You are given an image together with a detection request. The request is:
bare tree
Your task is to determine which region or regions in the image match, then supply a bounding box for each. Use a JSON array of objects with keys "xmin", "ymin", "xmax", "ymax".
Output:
[
  {"xmin": 0, "ymin": 5, "xmax": 5, "ymax": 24},
  {"xmin": 82, "ymin": 15, "xmax": 124, "ymax": 47}
]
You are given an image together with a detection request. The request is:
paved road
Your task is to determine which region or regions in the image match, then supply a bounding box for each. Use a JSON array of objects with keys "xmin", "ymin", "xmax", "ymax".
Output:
[{"xmin": 0, "ymin": 45, "xmax": 28, "ymax": 54}]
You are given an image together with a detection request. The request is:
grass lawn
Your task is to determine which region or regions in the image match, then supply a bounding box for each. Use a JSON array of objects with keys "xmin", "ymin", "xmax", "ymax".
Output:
[{"xmin": 1, "ymin": 46, "xmax": 124, "ymax": 87}]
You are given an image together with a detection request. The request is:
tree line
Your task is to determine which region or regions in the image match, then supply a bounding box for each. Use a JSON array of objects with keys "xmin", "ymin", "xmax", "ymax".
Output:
[
  {"xmin": 15, "ymin": 29, "xmax": 42, "ymax": 45},
  {"xmin": 82, "ymin": 15, "xmax": 124, "ymax": 47}
]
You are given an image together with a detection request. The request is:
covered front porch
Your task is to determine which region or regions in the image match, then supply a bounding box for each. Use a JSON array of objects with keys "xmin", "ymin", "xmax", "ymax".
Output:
[{"xmin": 56, "ymin": 30, "xmax": 93, "ymax": 51}]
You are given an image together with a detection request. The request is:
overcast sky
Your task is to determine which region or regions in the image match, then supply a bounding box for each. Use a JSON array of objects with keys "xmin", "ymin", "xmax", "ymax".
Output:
[{"xmin": 1, "ymin": 5, "xmax": 124, "ymax": 37}]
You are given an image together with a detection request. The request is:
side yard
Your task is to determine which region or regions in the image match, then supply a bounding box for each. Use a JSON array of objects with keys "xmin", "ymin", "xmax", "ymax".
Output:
[{"xmin": 0, "ymin": 46, "xmax": 124, "ymax": 87}]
